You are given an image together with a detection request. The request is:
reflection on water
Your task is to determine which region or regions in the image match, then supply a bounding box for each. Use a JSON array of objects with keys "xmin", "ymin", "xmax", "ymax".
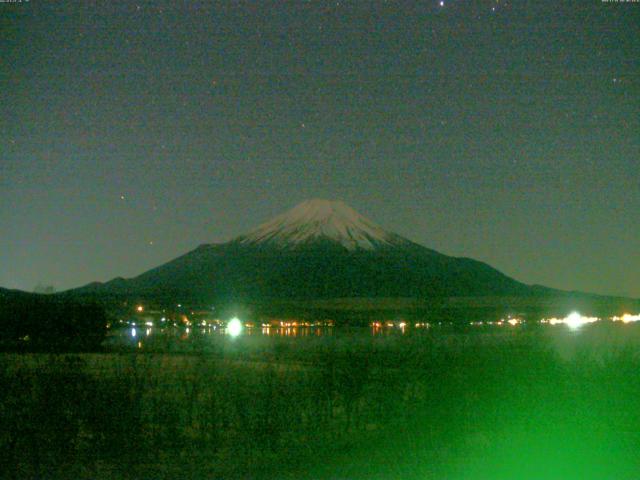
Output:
[
  {"xmin": 261, "ymin": 326, "xmax": 332, "ymax": 337},
  {"xmin": 106, "ymin": 313, "xmax": 640, "ymax": 358},
  {"xmin": 108, "ymin": 323, "xmax": 339, "ymax": 350}
]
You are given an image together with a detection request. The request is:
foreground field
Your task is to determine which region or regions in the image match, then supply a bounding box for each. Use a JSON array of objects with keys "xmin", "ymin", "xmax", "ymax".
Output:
[{"xmin": 1, "ymin": 328, "xmax": 640, "ymax": 479}]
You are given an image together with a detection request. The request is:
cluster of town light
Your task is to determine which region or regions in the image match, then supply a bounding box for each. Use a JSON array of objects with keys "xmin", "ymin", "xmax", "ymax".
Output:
[
  {"xmin": 478, "ymin": 312, "xmax": 640, "ymax": 329},
  {"xmin": 368, "ymin": 312, "xmax": 640, "ymax": 331},
  {"xmin": 611, "ymin": 313, "xmax": 640, "ymax": 323},
  {"xmin": 539, "ymin": 311, "xmax": 640, "ymax": 329},
  {"xmin": 541, "ymin": 312, "xmax": 600, "ymax": 329},
  {"xmin": 127, "ymin": 304, "xmax": 640, "ymax": 337}
]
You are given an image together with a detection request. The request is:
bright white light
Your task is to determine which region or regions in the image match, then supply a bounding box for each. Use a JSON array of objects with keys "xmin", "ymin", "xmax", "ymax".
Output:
[
  {"xmin": 131, "ymin": 328, "xmax": 137, "ymax": 338},
  {"xmin": 564, "ymin": 312, "xmax": 583, "ymax": 329},
  {"xmin": 542, "ymin": 312, "xmax": 599, "ymax": 329},
  {"xmin": 145, "ymin": 321, "xmax": 153, "ymax": 327},
  {"xmin": 227, "ymin": 317, "xmax": 243, "ymax": 337}
]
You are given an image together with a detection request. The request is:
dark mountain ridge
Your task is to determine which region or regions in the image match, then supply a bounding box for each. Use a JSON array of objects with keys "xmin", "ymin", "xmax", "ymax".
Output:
[
  {"xmin": 65, "ymin": 199, "xmax": 548, "ymax": 306},
  {"xmin": 72, "ymin": 240, "xmax": 533, "ymax": 302}
]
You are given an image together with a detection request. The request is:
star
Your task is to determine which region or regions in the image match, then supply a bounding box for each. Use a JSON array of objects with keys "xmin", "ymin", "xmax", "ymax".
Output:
[
  {"xmin": 439, "ymin": 1, "xmax": 444, "ymax": 6},
  {"xmin": 120, "ymin": 195, "xmax": 126, "ymax": 200}
]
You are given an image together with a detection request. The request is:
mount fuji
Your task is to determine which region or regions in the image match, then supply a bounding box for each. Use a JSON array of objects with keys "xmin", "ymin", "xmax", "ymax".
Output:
[{"xmin": 69, "ymin": 199, "xmax": 543, "ymax": 305}]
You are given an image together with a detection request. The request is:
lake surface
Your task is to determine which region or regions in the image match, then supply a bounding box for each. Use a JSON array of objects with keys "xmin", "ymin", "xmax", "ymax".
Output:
[{"xmin": 105, "ymin": 320, "xmax": 640, "ymax": 360}]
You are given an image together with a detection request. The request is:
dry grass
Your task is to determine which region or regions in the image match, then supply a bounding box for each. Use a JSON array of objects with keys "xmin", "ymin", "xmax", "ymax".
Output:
[{"xmin": 2, "ymin": 330, "xmax": 640, "ymax": 479}]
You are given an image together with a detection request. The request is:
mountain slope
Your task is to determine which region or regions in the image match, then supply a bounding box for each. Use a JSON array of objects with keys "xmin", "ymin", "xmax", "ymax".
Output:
[{"xmin": 67, "ymin": 199, "xmax": 537, "ymax": 303}]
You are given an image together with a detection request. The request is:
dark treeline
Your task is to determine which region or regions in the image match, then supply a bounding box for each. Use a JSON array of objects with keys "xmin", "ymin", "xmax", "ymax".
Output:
[{"xmin": 0, "ymin": 290, "xmax": 107, "ymax": 351}]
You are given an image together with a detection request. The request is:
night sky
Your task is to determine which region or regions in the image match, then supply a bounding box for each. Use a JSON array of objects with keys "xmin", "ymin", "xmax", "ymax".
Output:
[{"xmin": 1, "ymin": 1, "xmax": 638, "ymax": 297}]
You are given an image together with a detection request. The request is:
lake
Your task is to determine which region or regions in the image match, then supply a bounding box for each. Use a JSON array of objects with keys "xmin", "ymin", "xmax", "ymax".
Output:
[{"xmin": 105, "ymin": 318, "xmax": 640, "ymax": 362}]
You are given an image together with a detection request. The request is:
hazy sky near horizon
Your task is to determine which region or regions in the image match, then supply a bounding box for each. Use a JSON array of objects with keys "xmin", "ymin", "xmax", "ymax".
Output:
[{"xmin": 1, "ymin": 1, "xmax": 638, "ymax": 297}]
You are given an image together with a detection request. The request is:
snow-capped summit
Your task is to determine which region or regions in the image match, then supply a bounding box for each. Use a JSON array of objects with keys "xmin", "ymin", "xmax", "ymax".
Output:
[{"xmin": 237, "ymin": 199, "xmax": 406, "ymax": 250}]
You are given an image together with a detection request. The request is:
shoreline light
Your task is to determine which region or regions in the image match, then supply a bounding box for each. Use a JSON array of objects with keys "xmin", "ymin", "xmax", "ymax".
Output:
[
  {"xmin": 227, "ymin": 317, "xmax": 243, "ymax": 337},
  {"xmin": 541, "ymin": 311, "xmax": 599, "ymax": 329},
  {"xmin": 612, "ymin": 313, "xmax": 640, "ymax": 323},
  {"xmin": 502, "ymin": 316, "xmax": 523, "ymax": 326}
]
